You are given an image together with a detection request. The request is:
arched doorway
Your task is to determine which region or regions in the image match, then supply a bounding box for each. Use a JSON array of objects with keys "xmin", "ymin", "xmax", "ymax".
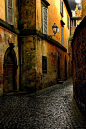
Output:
[
  {"xmin": 65, "ymin": 55, "xmax": 67, "ymax": 79},
  {"xmin": 58, "ymin": 54, "xmax": 60, "ymax": 80},
  {"xmin": 3, "ymin": 47, "xmax": 17, "ymax": 93}
]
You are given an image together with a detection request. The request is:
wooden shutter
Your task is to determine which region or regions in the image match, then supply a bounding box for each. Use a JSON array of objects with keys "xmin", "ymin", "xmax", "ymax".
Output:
[
  {"xmin": 67, "ymin": 15, "xmax": 69, "ymax": 29},
  {"xmin": 7, "ymin": 0, "xmax": 14, "ymax": 25},
  {"xmin": 62, "ymin": 1, "xmax": 63, "ymax": 16},
  {"xmin": 61, "ymin": 27, "xmax": 64, "ymax": 46},
  {"xmin": 42, "ymin": 7, "xmax": 48, "ymax": 34},
  {"xmin": 74, "ymin": 20, "xmax": 76, "ymax": 27},
  {"xmin": 60, "ymin": 0, "xmax": 63, "ymax": 16},
  {"xmin": 60, "ymin": 0, "xmax": 62, "ymax": 14},
  {"xmin": 68, "ymin": 17, "xmax": 69, "ymax": 29},
  {"xmin": 67, "ymin": 15, "xmax": 68, "ymax": 28}
]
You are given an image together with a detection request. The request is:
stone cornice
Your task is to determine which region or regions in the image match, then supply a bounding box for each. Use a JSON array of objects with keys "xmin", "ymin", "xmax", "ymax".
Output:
[
  {"xmin": 20, "ymin": 29, "xmax": 67, "ymax": 52},
  {"xmin": 0, "ymin": 19, "xmax": 20, "ymax": 35}
]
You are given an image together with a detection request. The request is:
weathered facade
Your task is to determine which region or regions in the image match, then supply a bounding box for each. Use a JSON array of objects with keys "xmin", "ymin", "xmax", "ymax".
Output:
[
  {"xmin": 0, "ymin": 0, "xmax": 19, "ymax": 95},
  {"xmin": 19, "ymin": 0, "xmax": 72, "ymax": 91},
  {"xmin": 71, "ymin": 5, "xmax": 82, "ymax": 35},
  {"xmin": 0, "ymin": 0, "xmax": 72, "ymax": 95},
  {"xmin": 72, "ymin": 16, "xmax": 86, "ymax": 113}
]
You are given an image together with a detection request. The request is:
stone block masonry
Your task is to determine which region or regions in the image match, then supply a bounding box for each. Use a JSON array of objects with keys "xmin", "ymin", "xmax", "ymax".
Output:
[
  {"xmin": 0, "ymin": 26, "xmax": 19, "ymax": 95},
  {"xmin": 72, "ymin": 16, "xmax": 86, "ymax": 114}
]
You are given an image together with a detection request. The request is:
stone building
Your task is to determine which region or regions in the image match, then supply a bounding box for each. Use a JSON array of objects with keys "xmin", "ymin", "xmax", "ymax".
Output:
[
  {"xmin": 0, "ymin": 0, "xmax": 72, "ymax": 95},
  {"xmin": 71, "ymin": 5, "xmax": 82, "ymax": 34},
  {"xmin": 72, "ymin": 16, "xmax": 86, "ymax": 113},
  {"xmin": 0, "ymin": 0, "xmax": 19, "ymax": 95}
]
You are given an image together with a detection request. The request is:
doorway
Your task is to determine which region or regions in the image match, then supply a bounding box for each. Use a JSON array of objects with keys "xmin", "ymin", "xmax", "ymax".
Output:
[
  {"xmin": 3, "ymin": 48, "xmax": 17, "ymax": 93},
  {"xmin": 58, "ymin": 54, "xmax": 60, "ymax": 79},
  {"xmin": 65, "ymin": 55, "xmax": 67, "ymax": 79}
]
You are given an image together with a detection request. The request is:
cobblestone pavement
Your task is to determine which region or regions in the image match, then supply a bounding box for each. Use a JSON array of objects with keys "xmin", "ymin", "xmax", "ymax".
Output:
[{"xmin": 0, "ymin": 77, "xmax": 86, "ymax": 129}]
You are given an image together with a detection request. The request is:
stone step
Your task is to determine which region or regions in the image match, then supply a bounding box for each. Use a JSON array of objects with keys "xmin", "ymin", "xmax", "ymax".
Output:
[{"xmin": 58, "ymin": 81, "xmax": 64, "ymax": 84}]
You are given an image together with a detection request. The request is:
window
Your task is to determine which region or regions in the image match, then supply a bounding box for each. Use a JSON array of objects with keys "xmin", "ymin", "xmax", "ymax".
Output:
[
  {"xmin": 61, "ymin": 27, "xmax": 64, "ymax": 46},
  {"xmin": 42, "ymin": 56, "xmax": 47, "ymax": 73},
  {"xmin": 60, "ymin": 0, "xmax": 63, "ymax": 16},
  {"xmin": 41, "ymin": 3, "xmax": 48, "ymax": 34},
  {"xmin": 71, "ymin": 20, "xmax": 76, "ymax": 27},
  {"xmin": 67, "ymin": 15, "xmax": 69, "ymax": 29},
  {"xmin": 6, "ymin": 0, "xmax": 14, "ymax": 25},
  {"xmin": 74, "ymin": 20, "xmax": 76, "ymax": 27}
]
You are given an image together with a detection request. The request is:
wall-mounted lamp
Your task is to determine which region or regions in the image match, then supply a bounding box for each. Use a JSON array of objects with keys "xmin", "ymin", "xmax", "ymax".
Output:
[
  {"xmin": 46, "ymin": 23, "xmax": 58, "ymax": 38},
  {"xmin": 52, "ymin": 23, "xmax": 58, "ymax": 35},
  {"xmin": 33, "ymin": 23, "xmax": 58, "ymax": 41},
  {"xmin": 8, "ymin": 35, "xmax": 14, "ymax": 49}
]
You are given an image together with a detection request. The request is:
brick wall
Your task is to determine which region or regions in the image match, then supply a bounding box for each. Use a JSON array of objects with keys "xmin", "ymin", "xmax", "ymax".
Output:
[{"xmin": 72, "ymin": 18, "xmax": 86, "ymax": 113}]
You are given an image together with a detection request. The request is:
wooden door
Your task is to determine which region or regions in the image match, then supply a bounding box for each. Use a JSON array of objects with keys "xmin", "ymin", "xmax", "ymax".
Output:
[{"xmin": 4, "ymin": 53, "xmax": 15, "ymax": 93}]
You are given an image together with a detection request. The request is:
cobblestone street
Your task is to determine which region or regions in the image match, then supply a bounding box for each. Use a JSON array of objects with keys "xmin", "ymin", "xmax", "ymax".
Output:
[{"xmin": 0, "ymin": 77, "xmax": 86, "ymax": 129}]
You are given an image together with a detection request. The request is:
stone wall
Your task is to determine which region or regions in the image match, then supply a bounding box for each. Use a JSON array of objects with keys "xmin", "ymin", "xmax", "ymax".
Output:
[
  {"xmin": 20, "ymin": 0, "xmax": 36, "ymax": 30},
  {"xmin": 36, "ymin": 39, "xmax": 69, "ymax": 90},
  {"xmin": 21, "ymin": 36, "xmax": 36, "ymax": 92},
  {"xmin": 72, "ymin": 17, "xmax": 86, "ymax": 113},
  {"xmin": 20, "ymin": 35, "xmax": 69, "ymax": 92},
  {"xmin": 0, "ymin": 27, "xmax": 19, "ymax": 95}
]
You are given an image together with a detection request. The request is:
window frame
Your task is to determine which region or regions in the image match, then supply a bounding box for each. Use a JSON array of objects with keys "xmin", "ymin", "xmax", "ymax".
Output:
[
  {"xmin": 61, "ymin": 26, "xmax": 64, "ymax": 46},
  {"xmin": 60, "ymin": 0, "xmax": 63, "ymax": 17},
  {"xmin": 71, "ymin": 19, "xmax": 76, "ymax": 27},
  {"xmin": 67, "ymin": 15, "xmax": 69, "ymax": 29},
  {"xmin": 41, "ymin": 2, "xmax": 48, "ymax": 35},
  {"xmin": 42, "ymin": 56, "xmax": 47, "ymax": 73},
  {"xmin": 5, "ymin": 0, "xmax": 14, "ymax": 25}
]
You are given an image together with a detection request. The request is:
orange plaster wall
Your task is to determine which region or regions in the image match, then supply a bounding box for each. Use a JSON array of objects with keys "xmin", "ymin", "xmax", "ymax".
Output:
[
  {"xmin": 36, "ymin": 0, "xmax": 42, "ymax": 32},
  {"xmin": 63, "ymin": 2, "xmax": 70, "ymax": 52},
  {"xmin": 36, "ymin": 0, "xmax": 71, "ymax": 52},
  {"xmin": 0, "ymin": 0, "xmax": 5, "ymax": 21},
  {"xmin": 82, "ymin": 0, "xmax": 86, "ymax": 19},
  {"xmin": 71, "ymin": 27, "xmax": 76, "ymax": 35}
]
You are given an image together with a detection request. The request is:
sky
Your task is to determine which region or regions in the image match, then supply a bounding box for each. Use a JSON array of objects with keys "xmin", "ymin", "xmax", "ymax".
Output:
[{"xmin": 68, "ymin": 0, "xmax": 82, "ymax": 10}]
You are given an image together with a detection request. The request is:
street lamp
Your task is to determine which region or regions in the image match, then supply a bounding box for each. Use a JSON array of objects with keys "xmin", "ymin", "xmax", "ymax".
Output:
[
  {"xmin": 33, "ymin": 23, "xmax": 58, "ymax": 40},
  {"xmin": 43, "ymin": 23, "xmax": 58, "ymax": 38},
  {"xmin": 52, "ymin": 23, "xmax": 58, "ymax": 35},
  {"xmin": 8, "ymin": 35, "xmax": 14, "ymax": 49}
]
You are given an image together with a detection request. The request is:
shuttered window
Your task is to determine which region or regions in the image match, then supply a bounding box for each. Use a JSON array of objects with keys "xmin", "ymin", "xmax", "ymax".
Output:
[
  {"xmin": 67, "ymin": 15, "xmax": 69, "ymax": 29},
  {"xmin": 71, "ymin": 20, "xmax": 76, "ymax": 27},
  {"xmin": 42, "ymin": 4, "xmax": 48, "ymax": 34},
  {"xmin": 60, "ymin": 0, "xmax": 63, "ymax": 16},
  {"xmin": 61, "ymin": 27, "xmax": 64, "ymax": 46},
  {"xmin": 74, "ymin": 20, "xmax": 76, "ymax": 27},
  {"xmin": 6, "ymin": 0, "xmax": 14, "ymax": 25}
]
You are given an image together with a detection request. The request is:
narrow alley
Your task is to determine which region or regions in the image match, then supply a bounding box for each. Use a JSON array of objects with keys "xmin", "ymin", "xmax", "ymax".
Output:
[{"xmin": 0, "ymin": 77, "xmax": 86, "ymax": 129}]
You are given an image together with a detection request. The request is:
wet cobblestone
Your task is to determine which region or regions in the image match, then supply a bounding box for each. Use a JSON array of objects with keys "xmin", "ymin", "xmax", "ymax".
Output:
[{"xmin": 0, "ymin": 77, "xmax": 86, "ymax": 129}]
